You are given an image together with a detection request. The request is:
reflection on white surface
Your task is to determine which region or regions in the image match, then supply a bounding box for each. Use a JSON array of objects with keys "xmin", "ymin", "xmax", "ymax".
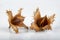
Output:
[{"xmin": 0, "ymin": 26, "xmax": 60, "ymax": 40}]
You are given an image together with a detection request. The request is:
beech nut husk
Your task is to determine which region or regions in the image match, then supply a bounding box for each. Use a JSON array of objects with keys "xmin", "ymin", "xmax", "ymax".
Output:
[
  {"xmin": 6, "ymin": 8, "xmax": 28, "ymax": 33},
  {"xmin": 30, "ymin": 8, "xmax": 55, "ymax": 32}
]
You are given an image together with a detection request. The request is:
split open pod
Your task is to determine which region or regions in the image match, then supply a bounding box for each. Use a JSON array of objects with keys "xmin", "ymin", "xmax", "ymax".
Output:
[
  {"xmin": 6, "ymin": 8, "xmax": 28, "ymax": 33},
  {"xmin": 30, "ymin": 8, "xmax": 55, "ymax": 32}
]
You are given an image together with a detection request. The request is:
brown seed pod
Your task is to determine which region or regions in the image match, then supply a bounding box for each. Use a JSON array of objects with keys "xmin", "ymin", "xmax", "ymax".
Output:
[
  {"xmin": 6, "ymin": 8, "xmax": 28, "ymax": 33},
  {"xmin": 30, "ymin": 8, "xmax": 55, "ymax": 32}
]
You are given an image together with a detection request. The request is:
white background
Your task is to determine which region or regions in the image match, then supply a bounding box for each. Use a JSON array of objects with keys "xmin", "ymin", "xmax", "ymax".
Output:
[{"xmin": 0, "ymin": 0, "xmax": 60, "ymax": 40}]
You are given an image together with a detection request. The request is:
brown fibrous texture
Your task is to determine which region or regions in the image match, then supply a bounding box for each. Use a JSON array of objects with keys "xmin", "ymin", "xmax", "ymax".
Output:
[
  {"xmin": 30, "ymin": 8, "xmax": 55, "ymax": 32},
  {"xmin": 6, "ymin": 8, "xmax": 28, "ymax": 33}
]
